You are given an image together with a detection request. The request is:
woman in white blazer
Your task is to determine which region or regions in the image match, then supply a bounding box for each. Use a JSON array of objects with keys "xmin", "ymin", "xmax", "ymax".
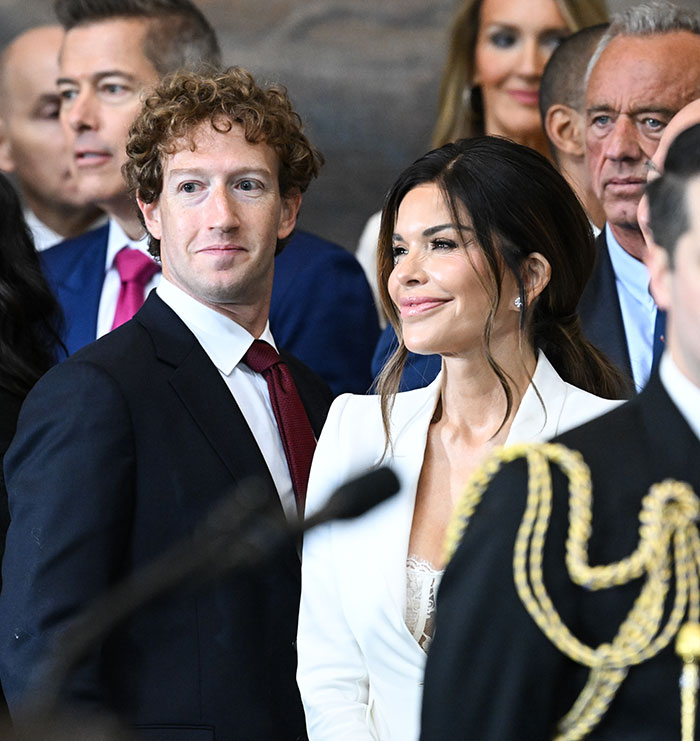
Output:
[{"xmin": 297, "ymin": 137, "xmax": 629, "ymax": 740}]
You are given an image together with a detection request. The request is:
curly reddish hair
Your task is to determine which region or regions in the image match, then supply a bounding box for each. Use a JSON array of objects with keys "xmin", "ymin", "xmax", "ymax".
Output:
[{"xmin": 123, "ymin": 65, "xmax": 323, "ymax": 256}]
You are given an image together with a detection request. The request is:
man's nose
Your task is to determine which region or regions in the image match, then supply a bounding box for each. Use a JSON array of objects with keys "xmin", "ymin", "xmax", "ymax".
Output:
[
  {"xmin": 604, "ymin": 115, "xmax": 643, "ymax": 161},
  {"xmin": 209, "ymin": 186, "xmax": 241, "ymax": 231},
  {"xmin": 62, "ymin": 89, "xmax": 100, "ymax": 133}
]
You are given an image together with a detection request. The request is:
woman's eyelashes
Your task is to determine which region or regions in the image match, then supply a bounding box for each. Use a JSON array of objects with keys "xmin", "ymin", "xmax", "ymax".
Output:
[
  {"xmin": 391, "ymin": 237, "xmax": 462, "ymax": 264},
  {"xmin": 430, "ymin": 238, "xmax": 458, "ymax": 251}
]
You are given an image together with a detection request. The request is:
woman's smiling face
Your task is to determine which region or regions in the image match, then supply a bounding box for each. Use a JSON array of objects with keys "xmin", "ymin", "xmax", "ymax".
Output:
[{"xmin": 388, "ymin": 182, "xmax": 519, "ymax": 357}]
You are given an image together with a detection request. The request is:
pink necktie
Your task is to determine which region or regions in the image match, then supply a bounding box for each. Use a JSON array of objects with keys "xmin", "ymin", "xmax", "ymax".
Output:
[
  {"xmin": 243, "ymin": 339, "xmax": 317, "ymax": 513},
  {"xmin": 111, "ymin": 247, "xmax": 160, "ymax": 329}
]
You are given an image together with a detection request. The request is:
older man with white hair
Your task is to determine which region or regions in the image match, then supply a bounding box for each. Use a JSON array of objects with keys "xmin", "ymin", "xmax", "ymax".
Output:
[{"xmin": 578, "ymin": 1, "xmax": 700, "ymax": 392}]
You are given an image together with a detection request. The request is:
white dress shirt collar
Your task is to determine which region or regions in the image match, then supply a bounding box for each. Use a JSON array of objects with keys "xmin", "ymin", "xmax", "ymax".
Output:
[
  {"xmin": 96, "ymin": 219, "xmax": 161, "ymax": 339},
  {"xmin": 156, "ymin": 277, "xmax": 277, "ymax": 372},
  {"xmin": 24, "ymin": 208, "xmax": 108, "ymax": 252},
  {"xmin": 606, "ymin": 224, "xmax": 654, "ymax": 311},
  {"xmin": 660, "ymin": 353, "xmax": 700, "ymax": 442},
  {"xmin": 23, "ymin": 209, "xmax": 63, "ymax": 252},
  {"xmin": 105, "ymin": 218, "xmax": 152, "ymax": 269},
  {"xmin": 605, "ymin": 224, "xmax": 657, "ymax": 391}
]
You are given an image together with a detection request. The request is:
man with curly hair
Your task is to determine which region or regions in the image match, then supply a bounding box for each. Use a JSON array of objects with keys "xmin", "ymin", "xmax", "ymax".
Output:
[{"xmin": 0, "ymin": 66, "xmax": 334, "ymax": 740}]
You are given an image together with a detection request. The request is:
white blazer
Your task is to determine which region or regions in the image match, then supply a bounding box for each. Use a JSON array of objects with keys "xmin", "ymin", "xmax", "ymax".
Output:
[{"xmin": 297, "ymin": 353, "xmax": 621, "ymax": 740}]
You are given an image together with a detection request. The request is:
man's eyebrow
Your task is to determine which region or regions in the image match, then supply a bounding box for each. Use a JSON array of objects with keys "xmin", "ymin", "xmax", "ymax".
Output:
[
  {"xmin": 36, "ymin": 93, "xmax": 60, "ymax": 104},
  {"xmin": 586, "ymin": 104, "xmax": 676, "ymax": 117},
  {"xmin": 586, "ymin": 105, "xmax": 614, "ymax": 115},
  {"xmin": 56, "ymin": 71, "xmax": 139, "ymax": 86},
  {"xmin": 166, "ymin": 166, "xmax": 274, "ymax": 179}
]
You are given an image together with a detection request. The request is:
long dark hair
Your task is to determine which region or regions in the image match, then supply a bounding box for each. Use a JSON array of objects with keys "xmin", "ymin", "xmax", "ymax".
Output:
[
  {"xmin": 376, "ymin": 136, "xmax": 628, "ymax": 441},
  {"xmin": 0, "ymin": 174, "xmax": 64, "ymax": 396}
]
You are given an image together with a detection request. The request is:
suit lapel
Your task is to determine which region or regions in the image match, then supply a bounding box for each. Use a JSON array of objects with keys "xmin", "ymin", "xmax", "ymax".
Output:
[
  {"xmin": 382, "ymin": 379, "xmax": 442, "ymax": 613},
  {"xmin": 579, "ymin": 231, "xmax": 634, "ymax": 384},
  {"xmin": 507, "ymin": 354, "xmax": 566, "ymax": 444},
  {"xmin": 136, "ymin": 294, "xmax": 278, "ymax": 498},
  {"xmin": 41, "ymin": 224, "xmax": 109, "ymax": 354}
]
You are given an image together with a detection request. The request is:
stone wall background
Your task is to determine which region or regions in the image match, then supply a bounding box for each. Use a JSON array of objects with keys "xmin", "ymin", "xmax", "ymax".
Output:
[{"xmin": 0, "ymin": 0, "xmax": 696, "ymax": 250}]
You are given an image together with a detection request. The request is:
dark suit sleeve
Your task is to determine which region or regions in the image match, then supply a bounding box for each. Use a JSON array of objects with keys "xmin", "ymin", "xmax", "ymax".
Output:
[
  {"xmin": 0, "ymin": 390, "xmax": 23, "ymax": 574},
  {"xmin": 271, "ymin": 232, "xmax": 380, "ymax": 396},
  {"xmin": 420, "ymin": 460, "xmax": 578, "ymax": 741},
  {"xmin": 0, "ymin": 360, "xmax": 135, "ymax": 714}
]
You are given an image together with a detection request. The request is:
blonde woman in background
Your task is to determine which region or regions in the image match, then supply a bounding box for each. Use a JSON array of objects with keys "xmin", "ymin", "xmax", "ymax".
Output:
[
  {"xmin": 432, "ymin": 0, "xmax": 607, "ymax": 152},
  {"xmin": 358, "ymin": 0, "xmax": 608, "ymax": 318}
]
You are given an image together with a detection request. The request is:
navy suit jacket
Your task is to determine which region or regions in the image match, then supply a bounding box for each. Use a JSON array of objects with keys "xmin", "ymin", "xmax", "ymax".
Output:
[
  {"xmin": 578, "ymin": 230, "xmax": 634, "ymax": 383},
  {"xmin": 371, "ymin": 231, "xmax": 635, "ymax": 391},
  {"xmin": 0, "ymin": 292, "xmax": 333, "ymax": 739},
  {"xmin": 422, "ymin": 373, "xmax": 700, "ymax": 739},
  {"xmin": 40, "ymin": 225, "xmax": 379, "ymax": 396}
]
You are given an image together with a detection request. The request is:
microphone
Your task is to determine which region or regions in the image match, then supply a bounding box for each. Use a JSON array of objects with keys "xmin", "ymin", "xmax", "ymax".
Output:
[
  {"xmin": 302, "ymin": 465, "xmax": 399, "ymax": 530},
  {"xmin": 27, "ymin": 466, "xmax": 399, "ymax": 716}
]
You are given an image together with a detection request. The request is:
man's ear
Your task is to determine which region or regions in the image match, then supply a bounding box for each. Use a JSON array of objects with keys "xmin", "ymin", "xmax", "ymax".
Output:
[
  {"xmin": 647, "ymin": 242, "xmax": 672, "ymax": 312},
  {"xmin": 278, "ymin": 189, "xmax": 301, "ymax": 240},
  {"xmin": 0, "ymin": 119, "xmax": 16, "ymax": 173},
  {"xmin": 545, "ymin": 104, "xmax": 585, "ymax": 158},
  {"xmin": 137, "ymin": 195, "xmax": 162, "ymax": 241}
]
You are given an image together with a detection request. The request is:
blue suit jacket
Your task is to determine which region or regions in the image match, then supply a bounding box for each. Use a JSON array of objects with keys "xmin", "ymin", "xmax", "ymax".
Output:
[
  {"xmin": 371, "ymin": 231, "xmax": 635, "ymax": 391},
  {"xmin": 41, "ymin": 225, "xmax": 380, "ymax": 396}
]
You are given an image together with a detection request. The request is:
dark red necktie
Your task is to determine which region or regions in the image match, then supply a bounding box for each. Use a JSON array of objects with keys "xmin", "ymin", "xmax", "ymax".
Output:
[
  {"xmin": 243, "ymin": 339, "xmax": 316, "ymax": 513},
  {"xmin": 111, "ymin": 247, "xmax": 160, "ymax": 329}
]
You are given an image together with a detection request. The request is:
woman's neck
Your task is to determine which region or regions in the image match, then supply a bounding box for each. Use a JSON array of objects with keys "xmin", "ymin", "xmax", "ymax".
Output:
[{"xmin": 438, "ymin": 340, "xmax": 538, "ymax": 444}]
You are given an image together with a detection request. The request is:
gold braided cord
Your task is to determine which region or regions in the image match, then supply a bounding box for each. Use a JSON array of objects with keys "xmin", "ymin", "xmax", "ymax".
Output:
[{"xmin": 443, "ymin": 441, "xmax": 700, "ymax": 740}]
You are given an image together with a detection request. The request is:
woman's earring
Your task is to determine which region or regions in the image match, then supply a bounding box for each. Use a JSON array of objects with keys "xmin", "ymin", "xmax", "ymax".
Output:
[
  {"xmin": 514, "ymin": 297, "xmax": 522, "ymax": 309},
  {"xmin": 462, "ymin": 84, "xmax": 473, "ymax": 109}
]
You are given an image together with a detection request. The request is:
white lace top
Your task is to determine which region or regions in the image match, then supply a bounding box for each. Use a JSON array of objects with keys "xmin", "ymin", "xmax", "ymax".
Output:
[{"xmin": 405, "ymin": 555, "xmax": 444, "ymax": 652}]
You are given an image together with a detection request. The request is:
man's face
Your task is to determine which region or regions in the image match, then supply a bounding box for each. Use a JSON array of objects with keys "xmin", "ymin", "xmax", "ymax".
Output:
[
  {"xmin": 57, "ymin": 18, "xmax": 159, "ymax": 209},
  {"xmin": 139, "ymin": 121, "xmax": 300, "ymax": 333},
  {"xmin": 585, "ymin": 32, "xmax": 700, "ymax": 236},
  {"xmin": 0, "ymin": 26, "xmax": 85, "ymax": 209},
  {"xmin": 649, "ymin": 177, "xmax": 700, "ymax": 388}
]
